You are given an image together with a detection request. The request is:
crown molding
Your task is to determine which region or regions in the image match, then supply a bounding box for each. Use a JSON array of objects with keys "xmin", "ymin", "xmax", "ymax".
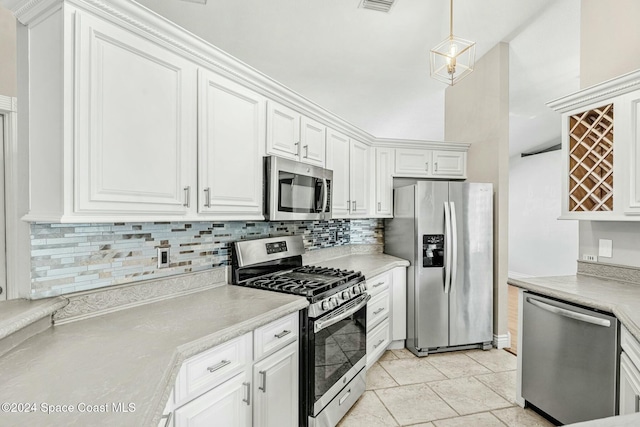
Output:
[{"xmin": 547, "ymin": 69, "xmax": 640, "ymax": 113}]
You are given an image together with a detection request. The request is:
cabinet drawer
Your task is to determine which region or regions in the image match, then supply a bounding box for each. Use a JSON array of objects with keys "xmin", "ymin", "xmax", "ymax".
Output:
[
  {"xmin": 367, "ymin": 291, "xmax": 390, "ymax": 329},
  {"xmin": 254, "ymin": 313, "xmax": 299, "ymax": 361},
  {"xmin": 622, "ymin": 326, "xmax": 640, "ymax": 369},
  {"xmin": 367, "ymin": 319, "xmax": 390, "ymax": 367},
  {"xmin": 175, "ymin": 332, "xmax": 251, "ymax": 406},
  {"xmin": 367, "ymin": 270, "xmax": 391, "ymax": 297}
]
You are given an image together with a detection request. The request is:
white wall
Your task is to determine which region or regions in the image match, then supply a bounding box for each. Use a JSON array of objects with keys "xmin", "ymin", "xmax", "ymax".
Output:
[
  {"xmin": 577, "ymin": 0, "xmax": 640, "ymax": 269},
  {"xmin": 509, "ymin": 151, "xmax": 578, "ymax": 277}
]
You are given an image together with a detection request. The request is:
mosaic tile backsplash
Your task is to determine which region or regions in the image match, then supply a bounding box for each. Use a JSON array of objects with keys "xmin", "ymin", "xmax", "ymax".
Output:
[{"xmin": 30, "ymin": 219, "xmax": 383, "ymax": 298}]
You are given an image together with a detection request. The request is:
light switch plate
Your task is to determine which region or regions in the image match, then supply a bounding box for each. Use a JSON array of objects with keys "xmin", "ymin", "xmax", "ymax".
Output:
[{"xmin": 598, "ymin": 239, "xmax": 613, "ymax": 258}]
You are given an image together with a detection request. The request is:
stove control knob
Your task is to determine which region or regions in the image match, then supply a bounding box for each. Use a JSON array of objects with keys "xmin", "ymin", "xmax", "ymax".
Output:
[
  {"xmin": 351, "ymin": 286, "xmax": 360, "ymax": 296},
  {"xmin": 321, "ymin": 299, "xmax": 332, "ymax": 310},
  {"xmin": 341, "ymin": 291, "xmax": 351, "ymax": 299},
  {"xmin": 359, "ymin": 283, "xmax": 367, "ymax": 293},
  {"xmin": 330, "ymin": 297, "xmax": 339, "ymax": 308}
]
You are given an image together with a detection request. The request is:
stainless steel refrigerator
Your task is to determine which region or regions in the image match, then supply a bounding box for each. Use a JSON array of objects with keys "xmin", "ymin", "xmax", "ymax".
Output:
[{"xmin": 385, "ymin": 181, "xmax": 493, "ymax": 356}]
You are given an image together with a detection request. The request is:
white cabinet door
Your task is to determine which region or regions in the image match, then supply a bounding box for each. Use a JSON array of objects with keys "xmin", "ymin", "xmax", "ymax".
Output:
[
  {"xmin": 198, "ymin": 69, "xmax": 265, "ymax": 219},
  {"xmin": 300, "ymin": 116, "xmax": 326, "ymax": 167},
  {"xmin": 266, "ymin": 101, "xmax": 300, "ymax": 160},
  {"xmin": 173, "ymin": 372, "xmax": 251, "ymax": 427},
  {"xmin": 76, "ymin": 12, "xmax": 196, "ymax": 215},
  {"xmin": 374, "ymin": 148, "xmax": 393, "ymax": 217},
  {"xmin": 253, "ymin": 341, "xmax": 298, "ymax": 427},
  {"xmin": 350, "ymin": 140, "xmax": 370, "ymax": 217},
  {"xmin": 326, "ymin": 129, "xmax": 351, "ymax": 218},
  {"xmin": 432, "ymin": 150, "xmax": 467, "ymax": 178},
  {"xmin": 624, "ymin": 91, "xmax": 640, "ymax": 215},
  {"xmin": 620, "ymin": 353, "xmax": 640, "ymax": 415},
  {"xmin": 394, "ymin": 148, "xmax": 432, "ymax": 177}
]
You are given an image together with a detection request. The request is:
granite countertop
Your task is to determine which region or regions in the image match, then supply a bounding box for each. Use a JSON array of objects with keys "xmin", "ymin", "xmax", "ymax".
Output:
[
  {"xmin": 0, "ymin": 285, "xmax": 308, "ymax": 427},
  {"xmin": 508, "ymin": 274, "xmax": 640, "ymax": 342}
]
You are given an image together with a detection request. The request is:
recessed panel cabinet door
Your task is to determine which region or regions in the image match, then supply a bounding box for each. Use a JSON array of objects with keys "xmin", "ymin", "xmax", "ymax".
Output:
[
  {"xmin": 76, "ymin": 13, "xmax": 196, "ymax": 214},
  {"xmin": 198, "ymin": 69, "xmax": 265, "ymax": 218},
  {"xmin": 266, "ymin": 101, "xmax": 300, "ymax": 160},
  {"xmin": 300, "ymin": 116, "xmax": 326, "ymax": 167},
  {"xmin": 173, "ymin": 372, "xmax": 251, "ymax": 427},
  {"xmin": 350, "ymin": 140, "xmax": 370, "ymax": 217},
  {"xmin": 253, "ymin": 342, "xmax": 298, "ymax": 427},
  {"xmin": 326, "ymin": 129, "xmax": 350, "ymax": 217}
]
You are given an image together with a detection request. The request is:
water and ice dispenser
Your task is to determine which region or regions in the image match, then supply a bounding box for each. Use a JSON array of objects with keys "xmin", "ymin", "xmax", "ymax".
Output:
[{"xmin": 423, "ymin": 234, "xmax": 444, "ymax": 268}]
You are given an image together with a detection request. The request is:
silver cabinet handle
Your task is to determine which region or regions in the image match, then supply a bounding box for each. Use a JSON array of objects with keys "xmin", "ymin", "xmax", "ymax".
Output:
[
  {"xmin": 372, "ymin": 281, "xmax": 385, "ymax": 288},
  {"xmin": 183, "ymin": 186, "xmax": 190, "ymax": 208},
  {"xmin": 425, "ymin": 162, "xmax": 429, "ymax": 171},
  {"xmin": 204, "ymin": 187, "xmax": 211, "ymax": 208},
  {"xmin": 160, "ymin": 412, "xmax": 172, "ymax": 427},
  {"xmin": 377, "ymin": 202, "xmax": 381, "ymax": 211},
  {"xmin": 294, "ymin": 141, "xmax": 300, "ymax": 156},
  {"xmin": 352, "ymin": 200, "xmax": 356, "ymax": 211},
  {"xmin": 242, "ymin": 382, "xmax": 251, "ymax": 405},
  {"xmin": 373, "ymin": 339, "xmax": 385, "ymax": 349},
  {"xmin": 373, "ymin": 307, "xmax": 384, "ymax": 315},
  {"xmin": 259, "ymin": 370, "xmax": 267, "ymax": 392},
  {"xmin": 347, "ymin": 200, "xmax": 350, "ymax": 213},
  {"xmin": 274, "ymin": 330, "xmax": 291, "ymax": 339},
  {"xmin": 435, "ymin": 162, "xmax": 438, "ymax": 172},
  {"xmin": 303, "ymin": 144, "xmax": 309, "ymax": 158},
  {"xmin": 207, "ymin": 359, "xmax": 231, "ymax": 373},
  {"xmin": 526, "ymin": 297, "xmax": 611, "ymax": 327}
]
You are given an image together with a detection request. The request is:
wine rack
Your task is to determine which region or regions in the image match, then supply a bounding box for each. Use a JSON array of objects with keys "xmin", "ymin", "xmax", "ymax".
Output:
[{"xmin": 568, "ymin": 103, "xmax": 614, "ymax": 211}]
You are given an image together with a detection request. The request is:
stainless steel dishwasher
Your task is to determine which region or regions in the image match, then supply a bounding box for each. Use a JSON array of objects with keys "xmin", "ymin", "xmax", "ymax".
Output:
[{"xmin": 522, "ymin": 292, "xmax": 619, "ymax": 425}]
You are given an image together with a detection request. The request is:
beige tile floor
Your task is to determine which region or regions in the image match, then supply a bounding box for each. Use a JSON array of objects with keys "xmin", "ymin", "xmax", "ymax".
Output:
[{"xmin": 337, "ymin": 348, "xmax": 555, "ymax": 427}]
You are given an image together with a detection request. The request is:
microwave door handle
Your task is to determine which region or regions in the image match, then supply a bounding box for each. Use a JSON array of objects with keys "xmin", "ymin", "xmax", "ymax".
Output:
[
  {"xmin": 314, "ymin": 294, "xmax": 371, "ymax": 333},
  {"xmin": 321, "ymin": 178, "xmax": 328, "ymax": 213}
]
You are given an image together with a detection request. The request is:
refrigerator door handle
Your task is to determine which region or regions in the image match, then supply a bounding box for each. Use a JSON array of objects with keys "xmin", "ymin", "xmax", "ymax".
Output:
[
  {"xmin": 444, "ymin": 201, "xmax": 452, "ymax": 294},
  {"xmin": 449, "ymin": 201, "xmax": 458, "ymax": 292}
]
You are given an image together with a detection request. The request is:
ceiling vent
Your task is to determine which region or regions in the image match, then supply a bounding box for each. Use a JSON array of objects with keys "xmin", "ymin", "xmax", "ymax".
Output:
[{"xmin": 360, "ymin": 0, "xmax": 397, "ymax": 13}]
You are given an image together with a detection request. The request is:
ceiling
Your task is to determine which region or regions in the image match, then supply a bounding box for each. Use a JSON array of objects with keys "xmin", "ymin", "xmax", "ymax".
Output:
[{"xmin": 136, "ymin": 0, "xmax": 581, "ymax": 156}]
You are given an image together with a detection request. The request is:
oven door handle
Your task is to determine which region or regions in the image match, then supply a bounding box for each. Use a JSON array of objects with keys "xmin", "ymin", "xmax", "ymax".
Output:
[{"xmin": 314, "ymin": 294, "xmax": 371, "ymax": 333}]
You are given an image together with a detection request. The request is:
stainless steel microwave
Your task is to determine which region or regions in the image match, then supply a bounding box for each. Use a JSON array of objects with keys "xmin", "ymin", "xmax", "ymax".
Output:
[{"xmin": 264, "ymin": 156, "xmax": 332, "ymax": 221}]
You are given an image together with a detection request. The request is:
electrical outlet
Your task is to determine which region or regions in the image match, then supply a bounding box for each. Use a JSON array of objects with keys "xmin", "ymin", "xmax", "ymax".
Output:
[
  {"xmin": 582, "ymin": 254, "xmax": 597, "ymax": 262},
  {"xmin": 158, "ymin": 248, "xmax": 170, "ymax": 268}
]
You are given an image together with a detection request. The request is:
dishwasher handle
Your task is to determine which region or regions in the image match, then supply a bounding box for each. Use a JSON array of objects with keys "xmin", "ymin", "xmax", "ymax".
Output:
[{"xmin": 526, "ymin": 297, "xmax": 611, "ymax": 328}]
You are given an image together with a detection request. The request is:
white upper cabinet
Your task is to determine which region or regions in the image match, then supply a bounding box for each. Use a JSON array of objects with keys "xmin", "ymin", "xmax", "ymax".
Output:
[
  {"xmin": 198, "ymin": 69, "xmax": 265, "ymax": 219},
  {"xmin": 548, "ymin": 70, "xmax": 640, "ymax": 220},
  {"xmin": 266, "ymin": 102, "xmax": 301, "ymax": 160},
  {"xmin": 300, "ymin": 116, "xmax": 326, "ymax": 167},
  {"xmin": 350, "ymin": 140, "xmax": 370, "ymax": 217},
  {"xmin": 326, "ymin": 129, "xmax": 351, "ymax": 217},
  {"xmin": 266, "ymin": 101, "xmax": 326, "ymax": 167},
  {"xmin": 394, "ymin": 147, "xmax": 466, "ymax": 179},
  {"xmin": 326, "ymin": 129, "xmax": 370, "ymax": 218},
  {"xmin": 432, "ymin": 150, "xmax": 467, "ymax": 178},
  {"xmin": 395, "ymin": 148, "xmax": 433, "ymax": 177},
  {"xmin": 373, "ymin": 148, "xmax": 394, "ymax": 217}
]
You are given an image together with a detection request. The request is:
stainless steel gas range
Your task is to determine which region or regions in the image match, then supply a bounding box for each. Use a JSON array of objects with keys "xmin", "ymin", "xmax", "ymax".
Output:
[{"xmin": 232, "ymin": 236, "xmax": 369, "ymax": 427}]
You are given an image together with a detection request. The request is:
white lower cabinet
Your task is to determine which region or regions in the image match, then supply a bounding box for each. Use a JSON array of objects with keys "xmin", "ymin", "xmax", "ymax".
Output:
[
  {"xmin": 174, "ymin": 372, "xmax": 251, "ymax": 427},
  {"xmin": 620, "ymin": 326, "xmax": 640, "ymax": 415},
  {"xmin": 170, "ymin": 313, "xmax": 299, "ymax": 427},
  {"xmin": 252, "ymin": 342, "xmax": 298, "ymax": 427},
  {"xmin": 367, "ymin": 319, "xmax": 390, "ymax": 367}
]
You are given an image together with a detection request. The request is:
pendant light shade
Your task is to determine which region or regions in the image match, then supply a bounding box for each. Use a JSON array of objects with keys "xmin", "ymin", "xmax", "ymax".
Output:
[{"xmin": 430, "ymin": 0, "xmax": 476, "ymax": 85}]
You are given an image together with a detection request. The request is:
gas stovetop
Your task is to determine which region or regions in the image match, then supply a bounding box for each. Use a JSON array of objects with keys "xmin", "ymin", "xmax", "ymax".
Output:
[
  {"xmin": 244, "ymin": 266, "xmax": 363, "ymax": 298},
  {"xmin": 233, "ymin": 236, "xmax": 368, "ymax": 318}
]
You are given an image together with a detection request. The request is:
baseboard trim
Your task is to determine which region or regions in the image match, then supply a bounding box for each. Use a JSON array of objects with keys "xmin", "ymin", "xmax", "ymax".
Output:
[{"xmin": 493, "ymin": 333, "xmax": 510, "ymax": 349}]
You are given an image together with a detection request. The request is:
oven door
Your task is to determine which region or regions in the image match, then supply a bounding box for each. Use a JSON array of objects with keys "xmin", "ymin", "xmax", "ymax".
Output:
[
  {"xmin": 265, "ymin": 156, "xmax": 332, "ymax": 220},
  {"xmin": 308, "ymin": 293, "xmax": 370, "ymax": 418}
]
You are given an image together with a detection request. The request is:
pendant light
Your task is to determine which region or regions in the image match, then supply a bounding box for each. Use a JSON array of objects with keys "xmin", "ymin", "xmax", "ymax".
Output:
[{"xmin": 429, "ymin": 0, "xmax": 476, "ymax": 85}]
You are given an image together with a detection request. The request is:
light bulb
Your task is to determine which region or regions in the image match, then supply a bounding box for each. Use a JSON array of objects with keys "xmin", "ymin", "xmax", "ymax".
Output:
[{"xmin": 446, "ymin": 43, "xmax": 458, "ymax": 75}]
